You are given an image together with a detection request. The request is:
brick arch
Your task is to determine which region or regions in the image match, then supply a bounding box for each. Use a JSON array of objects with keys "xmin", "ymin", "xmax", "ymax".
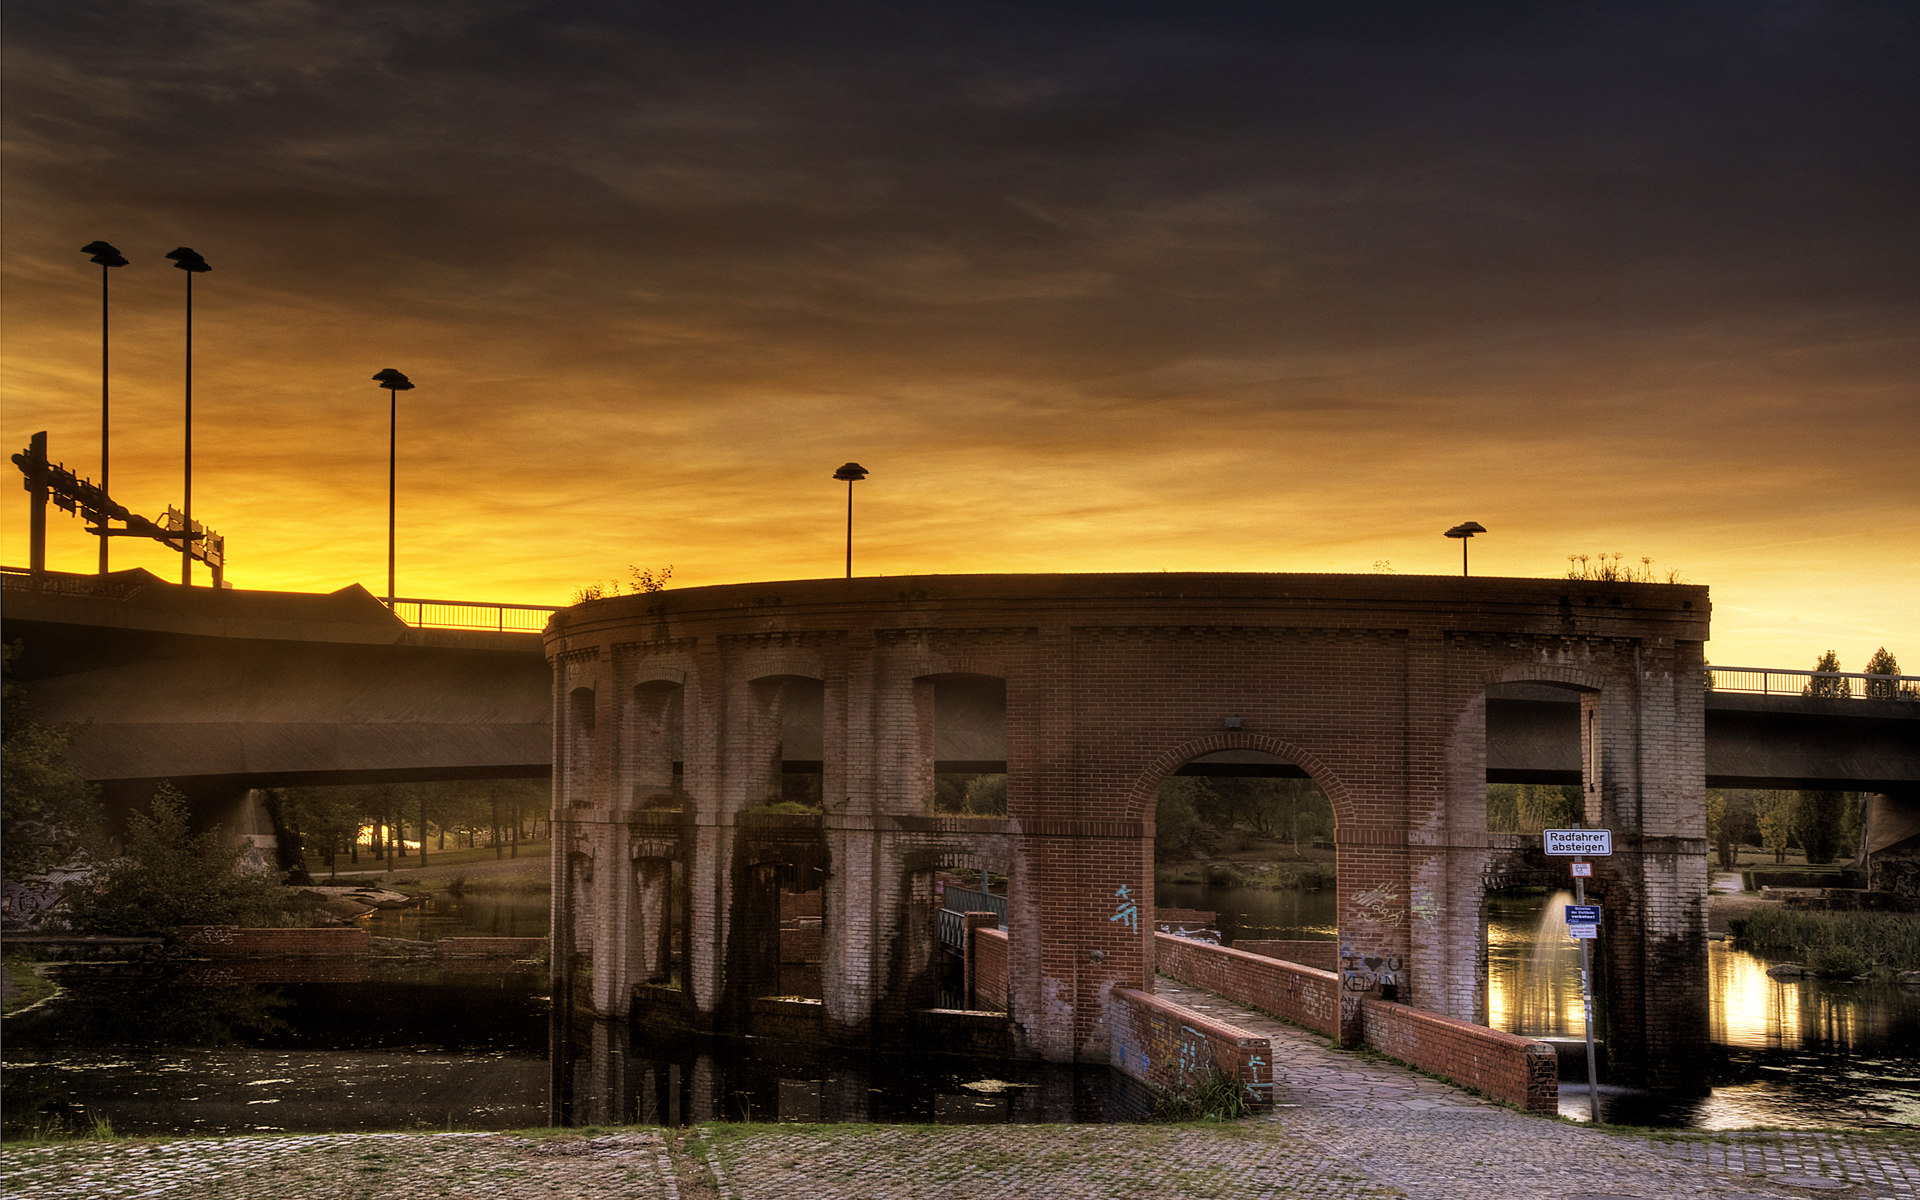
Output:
[
  {"xmin": 903, "ymin": 655, "xmax": 1012, "ymax": 681},
  {"xmin": 900, "ymin": 843, "xmax": 1016, "ymax": 878},
  {"xmin": 1487, "ymin": 661, "xmax": 1605, "ymax": 693},
  {"xmin": 745, "ymin": 662, "xmax": 824, "ymax": 684},
  {"xmin": 1126, "ymin": 733, "xmax": 1358, "ymax": 829}
]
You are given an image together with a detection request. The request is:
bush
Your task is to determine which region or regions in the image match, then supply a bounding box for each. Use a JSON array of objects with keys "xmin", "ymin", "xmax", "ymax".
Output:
[
  {"xmin": 1730, "ymin": 908, "xmax": 1920, "ymax": 978},
  {"xmin": 1152, "ymin": 1065, "xmax": 1252, "ymax": 1122},
  {"xmin": 63, "ymin": 784, "xmax": 292, "ymax": 937}
]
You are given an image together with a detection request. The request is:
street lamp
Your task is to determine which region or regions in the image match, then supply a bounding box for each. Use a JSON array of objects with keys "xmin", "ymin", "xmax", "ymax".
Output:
[
  {"xmin": 81, "ymin": 241, "xmax": 128, "ymax": 574},
  {"xmin": 373, "ymin": 369, "xmax": 415, "ymax": 606},
  {"xmin": 833, "ymin": 462, "xmax": 868, "ymax": 578},
  {"xmin": 1444, "ymin": 521, "xmax": 1486, "ymax": 577},
  {"xmin": 165, "ymin": 247, "xmax": 210, "ymax": 585}
]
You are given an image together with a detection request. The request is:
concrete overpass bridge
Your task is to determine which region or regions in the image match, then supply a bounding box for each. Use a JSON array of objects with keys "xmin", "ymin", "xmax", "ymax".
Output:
[{"xmin": 5, "ymin": 567, "xmax": 1915, "ymax": 801}]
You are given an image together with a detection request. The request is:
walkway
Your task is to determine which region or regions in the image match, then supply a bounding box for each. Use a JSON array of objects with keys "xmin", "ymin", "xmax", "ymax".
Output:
[{"xmin": 5, "ymin": 982, "xmax": 1916, "ymax": 1200}]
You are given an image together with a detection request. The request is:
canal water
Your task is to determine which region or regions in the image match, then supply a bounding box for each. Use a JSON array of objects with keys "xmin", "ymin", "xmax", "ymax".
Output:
[{"xmin": 6, "ymin": 887, "xmax": 1914, "ymax": 1133}]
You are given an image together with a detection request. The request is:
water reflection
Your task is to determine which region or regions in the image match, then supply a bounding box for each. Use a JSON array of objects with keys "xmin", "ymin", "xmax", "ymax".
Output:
[{"xmin": 1163, "ymin": 879, "xmax": 1920, "ymax": 1129}]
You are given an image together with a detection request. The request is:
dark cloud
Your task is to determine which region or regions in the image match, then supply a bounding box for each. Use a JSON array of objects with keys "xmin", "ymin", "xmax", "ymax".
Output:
[{"xmin": 2, "ymin": 1, "xmax": 1915, "ymax": 661}]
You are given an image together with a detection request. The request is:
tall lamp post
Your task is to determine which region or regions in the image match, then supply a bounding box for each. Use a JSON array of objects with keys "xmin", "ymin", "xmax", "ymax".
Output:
[
  {"xmin": 165, "ymin": 247, "xmax": 211, "ymax": 585},
  {"xmin": 373, "ymin": 369, "xmax": 415, "ymax": 607},
  {"xmin": 81, "ymin": 241, "xmax": 128, "ymax": 574},
  {"xmin": 833, "ymin": 462, "xmax": 868, "ymax": 578},
  {"xmin": 1444, "ymin": 521, "xmax": 1486, "ymax": 577}
]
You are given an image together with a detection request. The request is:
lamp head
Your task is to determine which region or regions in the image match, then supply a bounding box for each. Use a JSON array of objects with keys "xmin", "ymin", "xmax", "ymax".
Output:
[
  {"xmin": 372, "ymin": 368, "xmax": 415, "ymax": 391},
  {"xmin": 1444, "ymin": 521, "xmax": 1487, "ymax": 539},
  {"xmin": 833, "ymin": 462, "xmax": 869, "ymax": 482},
  {"xmin": 164, "ymin": 247, "xmax": 211, "ymax": 273},
  {"xmin": 82, "ymin": 241, "xmax": 128, "ymax": 267}
]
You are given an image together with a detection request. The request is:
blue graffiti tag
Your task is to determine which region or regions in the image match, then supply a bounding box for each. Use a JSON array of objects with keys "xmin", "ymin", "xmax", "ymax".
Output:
[{"xmin": 1110, "ymin": 884, "xmax": 1140, "ymax": 933}]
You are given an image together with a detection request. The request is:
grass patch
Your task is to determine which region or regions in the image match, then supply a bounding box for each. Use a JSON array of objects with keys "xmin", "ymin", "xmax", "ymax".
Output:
[
  {"xmin": 2, "ymin": 956, "xmax": 58, "ymax": 1015},
  {"xmin": 1727, "ymin": 908, "xmax": 1920, "ymax": 977}
]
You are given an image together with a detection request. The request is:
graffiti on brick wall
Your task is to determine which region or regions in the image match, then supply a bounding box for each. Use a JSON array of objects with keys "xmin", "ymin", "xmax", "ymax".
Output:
[
  {"xmin": 1245, "ymin": 1051, "xmax": 1270, "ymax": 1101},
  {"xmin": 1410, "ymin": 889, "xmax": 1440, "ymax": 927},
  {"xmin": 1, "ymin": 881, "xmax": 62, "ymax": 927},
  {"xmin": 1352, "ymin": 883, "xmax": 1404, "ymax": 926},
  {"xmin": 1177, "ymin": 1024, "xmax": 1208, "ymax": 1080},
  {"xmin": 1109, "ymin": 884, "xmax": 1140, "ymax": 934},
  {"xmin": 1339, "ymin": 942, "xmax": 1403, "ymax": 993}
]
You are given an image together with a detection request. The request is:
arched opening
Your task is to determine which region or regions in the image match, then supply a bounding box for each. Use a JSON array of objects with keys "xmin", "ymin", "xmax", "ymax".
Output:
[
  {"xmin": 748, "ymin": 675, "xmax": 824, "ymax": 811},
  {"xmin": 1481, "ymin": 679, "xmax": 1605, "ymax": 1075},
  {"xmin": 729, "ymin": 857, "xmax": 828, "ymax": 1012},
  {"xmin": 1152, "ymin": 749, "xmax": 1337, "ymax": 969},
  {"xmin": 923, "ymin": 674, "xmax": 1006, "ymax": 816},
  {"xmin": 631, "ymin": 856, "xmax": 688, "ymax": 992},
  {"xmin": 566, "ymin": 686, "xmax": 596, "ymax": 809},
  {"xmin": 625, "ymin": 680, "xmax": 684, "ymax": 810},
  {"xmin": 888, "ymin": 850, "xmax": 1014, "ymax": 1021}
]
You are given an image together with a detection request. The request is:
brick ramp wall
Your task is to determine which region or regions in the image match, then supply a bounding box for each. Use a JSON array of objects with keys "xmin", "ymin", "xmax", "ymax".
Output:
[
  {"xmin": 1155, "ymin": 932, "xmax": 1557, "ymax": 1112},
  {"xmin": 438, "ymin": 936, "xmax": 548, "ymax": 958},
  {"xmin": 1109, "ymin": 987, "xmax": 1273, "ymax": 1111},
  {"xmin": 1359, "ymin": 998, "xmax": 1558, "ymax": 1112},
  {"xmin": 178, "ymin": 926, "xmax": 370, "ymax": 958},
  {"xmin": 1155, "ymin": 932, "xmax": 1339, "ymax": 1037},
  {"xmin": 1234, "ymin": 939, "xmax": 1337, "ymax": 971}
]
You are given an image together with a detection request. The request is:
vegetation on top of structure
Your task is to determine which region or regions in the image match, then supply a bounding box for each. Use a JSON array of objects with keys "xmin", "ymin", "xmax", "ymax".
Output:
[
  {"xmin": 573, "ymin": 564, "xmax": 674, "ymax": 603},
  {"xmin": 1564, "ymin": 553, "xmax": 1683, "ymax": 584}
]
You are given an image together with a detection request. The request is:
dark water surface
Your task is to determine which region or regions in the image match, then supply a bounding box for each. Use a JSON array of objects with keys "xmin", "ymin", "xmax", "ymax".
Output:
[{"xmin": 7, "ymin": 886, "xmax": 1914, "ymax": 1132}]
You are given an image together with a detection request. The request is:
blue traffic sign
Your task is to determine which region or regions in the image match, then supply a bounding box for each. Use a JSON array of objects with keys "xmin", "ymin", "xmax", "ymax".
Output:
[{"xmin": 1564, "ymin": 904, "xmax": 1602, "ymax": 924}]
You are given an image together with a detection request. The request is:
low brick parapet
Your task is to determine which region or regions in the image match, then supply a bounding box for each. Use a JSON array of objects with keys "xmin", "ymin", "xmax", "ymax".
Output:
[
  {"xmin": 1358, "ymin": 997, "xmax": 1558, "ymax": 1112},
  {"xmin": 1109, "ymin": 987, "xmax": 1273, "ymax": 1110},
  {"xmin": 1233, "ymin": 939, "xmax": 1337, "ymax": 972},
  {"xmin": 1155, "ymin": 932, "xmax": 1339, "ymax": 1037}
]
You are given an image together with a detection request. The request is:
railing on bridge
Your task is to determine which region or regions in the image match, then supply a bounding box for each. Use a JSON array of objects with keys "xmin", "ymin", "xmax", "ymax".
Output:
[
  {"xmin": 1708, "ymin": 665, "xmax": 1919, "ymax": 701},
  {"xmin": 939, "ymin": 885, "xmax": 1008, "ymax": 948},
  {"xmin": 0, "ymin": 564, "xmax": 147, "ymax": 600},
  {"xmin": 385, "ymin": 597, "xmax": 560, "ymax": 633}
]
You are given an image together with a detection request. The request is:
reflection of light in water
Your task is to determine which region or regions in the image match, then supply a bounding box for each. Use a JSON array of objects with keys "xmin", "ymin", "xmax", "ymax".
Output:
[
  {"xmin": 1712, "ymin": 943, "xmax": 1786, "ymax": 1049},
  {"xmin": 1488, "ymin": 891, "xmax": 1587, "ymax": 1036}
]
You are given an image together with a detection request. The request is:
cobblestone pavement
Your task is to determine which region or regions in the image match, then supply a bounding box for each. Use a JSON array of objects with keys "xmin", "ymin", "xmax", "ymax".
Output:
[{"xmin": 7, "ymin": 982, "xmax": 1916, "ymax": 1200}]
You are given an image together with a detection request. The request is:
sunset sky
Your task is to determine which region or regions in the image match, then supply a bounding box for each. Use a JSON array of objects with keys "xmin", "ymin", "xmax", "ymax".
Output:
[{"xmin": 4, "ymin": 2, "xmax": 1915, "ymax": 670}]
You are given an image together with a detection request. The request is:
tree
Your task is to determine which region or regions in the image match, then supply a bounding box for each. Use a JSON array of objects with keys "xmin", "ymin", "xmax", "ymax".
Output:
[
  {"xmin": 1756, "ymin": 790, "xmax": 1796, "ymax": 864},
  {"xmin": 1806, "ymin": 650, "xmax": 1850, "ymax": 698},
  {"xmin": 1796, "ymin": 790, "xmax": 1851, "ymax": 864},
  {"xmin": 64, "ymin": 784, "xmax": 292, "ymax": 936},
  {"xmin": 1707, "ymin": 789, "xmax": 1733, "ymax": 869},
  {"xmin": 1862, "ymin": 647, "xmax": 1904, "ymax": 700},
  {"xmin": 1155, "ymin": 777, "xmax": 1206, "ymax": 860},
  {"xmin": 2, "ymin": 642, "xmax": 103, "ymax": 878}
]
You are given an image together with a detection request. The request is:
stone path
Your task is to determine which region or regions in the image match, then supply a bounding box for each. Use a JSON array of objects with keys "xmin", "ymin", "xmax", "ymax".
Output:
[{"xmin": 7, "ymin": 980, "xmax": 1916, "ymax": 1200}]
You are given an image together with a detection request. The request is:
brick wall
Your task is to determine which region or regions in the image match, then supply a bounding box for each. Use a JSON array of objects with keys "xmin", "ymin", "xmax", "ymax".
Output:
[
  {"xmin": 1358, "ymin": 997, "xmax": 1557, "ymax": 1112},
  {"xmin": 1234, "ymin": 939, "xmax": 1337, "ymax": 971},
  {"xmin": 971, "ymin": 923, "xmax": 1009, "ymax": 1010},
  {"xmin": 177, "ymin": 926, "xmax": 370, "ymax": 958},
  {"xmin": 1155, "ymin": 932, "xmax": 1339, "ymax": 1037},
  {"xmin": 1109, "ymin": 987, "xmax": 1273, "ymax": 1111}
]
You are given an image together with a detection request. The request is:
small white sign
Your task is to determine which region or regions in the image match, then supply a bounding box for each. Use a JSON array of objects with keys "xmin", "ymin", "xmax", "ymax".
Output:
[
  {"xmin": 1567, "ymin": 923, "xmax": 1599, "ymax": 940},
  {"xmin": 1544, "ymin": 828, "xmax": 1612, "ymax": 857},
  {"xmin": 1570, "ymin": 861, "xmax": 1592, "ymax": 878}
]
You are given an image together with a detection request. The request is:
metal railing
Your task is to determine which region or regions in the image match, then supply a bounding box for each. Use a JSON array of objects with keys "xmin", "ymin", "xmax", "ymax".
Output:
[
  {"xmin": 938, "ymin": 886, "xmax": 1007, "ymax": 948},
  {"xmin": 1707, "ymin": 666, "xmax": 1919, "ymax": 701},
  {"xmin": 937, "ymin": 908, "xmax": 966, "ymax": 949},
  {"xmin": 0, "ymin": 564, "xmax": 148, "ymax": 600},
  {"xmin": 385, "ymin": 596, "xmax": 560, "ymax": 633}
]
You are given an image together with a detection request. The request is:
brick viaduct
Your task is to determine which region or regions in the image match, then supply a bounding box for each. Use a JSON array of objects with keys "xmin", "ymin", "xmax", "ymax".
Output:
[{"xmin": 544, "ymin": 571, "xmax": 1713, "ymax": 1087}]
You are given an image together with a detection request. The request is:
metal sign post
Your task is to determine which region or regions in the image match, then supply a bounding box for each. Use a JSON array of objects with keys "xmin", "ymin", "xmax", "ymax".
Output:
[{"xmin": 1545, "ymin": 828, "xmax": 1610, "ymax": 1124}]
